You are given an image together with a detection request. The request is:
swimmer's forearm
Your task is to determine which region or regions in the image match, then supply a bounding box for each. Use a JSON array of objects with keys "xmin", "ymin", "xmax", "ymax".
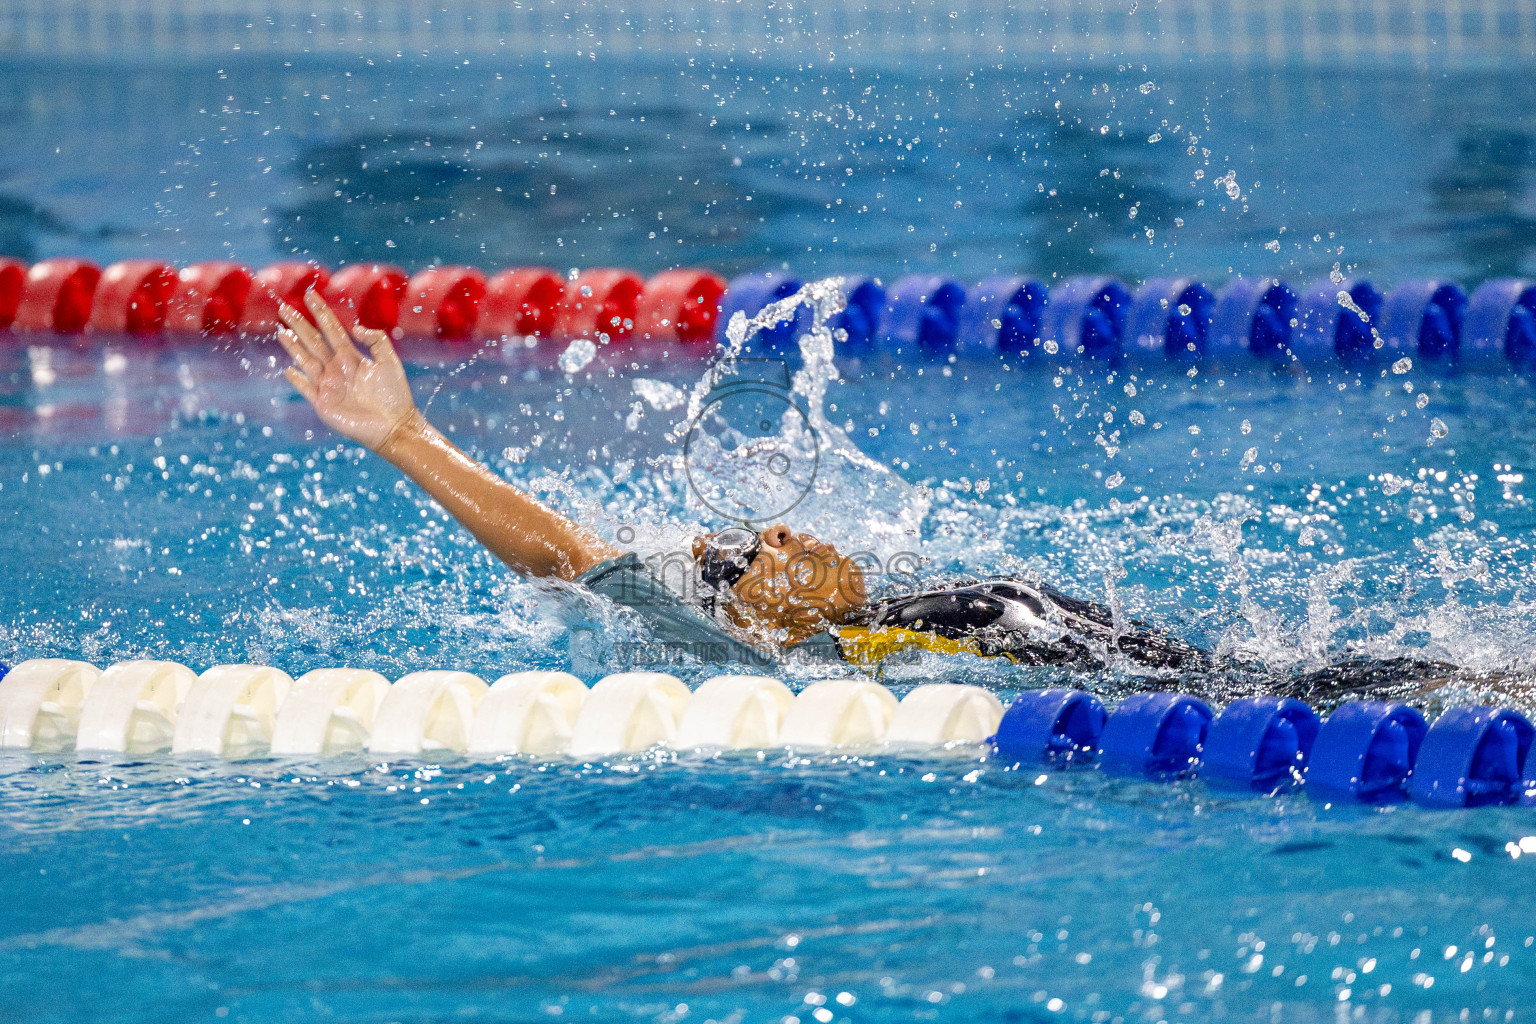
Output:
[{"xmin": 376, "ymin": 411, "xmax": 620, "ymax": 580}]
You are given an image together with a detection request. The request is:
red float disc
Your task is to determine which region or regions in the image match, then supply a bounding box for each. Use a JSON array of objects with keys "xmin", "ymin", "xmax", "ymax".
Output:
[
  {"xmin": 558, "ymin": 269, "xmax": 644, "ymax": 341},
  {"xmin": 0, "ymin": 259, "xmax": 26, "ymax": 329},
  {"xmin": 242, "ymin": 263, "xmax": 332, "ymax": 335},
  {"xmin": 14, "ymin": 259, "xmax": 102, "ymax": 334},
  {"xmin": 398, "ymin": 266, "xmax": 489, "ymax": 341},
  {"xmin": 167, "ymin": 262, "xmax": 253, "ymax": 335},
  {"xmin": 634, "ymin": 269, "xmax": 727, "ymax": 343},
  {"xmin": 324, "ymin": 263, "xmax": 409, "ymax": 332},
  {"xmin": 479, "ymin": 268, "xmax": 565, "ymax": 339},
  {"xmin": 89, "ymin": 261, "xmax": 179, "ymax": 335}
]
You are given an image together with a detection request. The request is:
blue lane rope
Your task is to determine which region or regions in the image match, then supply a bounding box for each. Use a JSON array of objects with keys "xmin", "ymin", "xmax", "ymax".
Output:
[
  {"xmin": 720, "ymin": 271, "xmax": 1536, "ymax": 372},
  {"xmin": 992, "ymin": 689, "xmax": 1536, "ymax": 808}
]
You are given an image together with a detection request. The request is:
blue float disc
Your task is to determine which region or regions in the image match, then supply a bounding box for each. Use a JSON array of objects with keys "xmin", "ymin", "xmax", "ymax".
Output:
[
  {"xmin": 1098, "ymin": 692, "xmax": 1212, "ymax": 778},
  {"xmin": 1307, "ymin": 701, "xmax": 1428, "ymax": 803},
  {"xmin": 1378, "ymin": 280, "xmax": 1467, "ymax": 368},
  {"xmin": 959, "ymin": 275, "xmax": 1048, "ymax": 356},
  {"xmin": 1128, "ymin": 278, "xmax": 1214, "ymax": 361},
  {"xmin": 1292, "ymin": 279, "xmax": 1383, "ymax": 369},
  {"xmin": 882, "ymin": 275, "xmax": 967, "ymax": 354},
  {"xmin": 828, "ymin": 275, "xmax": 886, "ymax": 354},
  {"xmin": 1464, "ymin": 280, "xmax": 1536, "ymax": 372},
  {"xmin": 1210, "ymin": 277, "xmax": 1297, "ymax": 362},
  {"xmin": 1045, "ymin": 277, "xmax": 1131, "ymax": 362},
  {"xmin": 1408, "ymin": 706, "xmax": 1535, "ymax": 808},
  {"xmin": 717, "ymin": 271, "xmax": 808, "ymax": 350},
  {"xmin": 993, "ymin": 689, "xmax": 1106, "ymax": 767},
  {"xmin": 1203, "ymin": 697, "xmax": 1321, "ymax": 791}
]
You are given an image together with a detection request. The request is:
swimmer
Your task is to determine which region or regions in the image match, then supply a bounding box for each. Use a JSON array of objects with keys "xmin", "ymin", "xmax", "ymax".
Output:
[
  {"xmin": 278, "ymin": 291, "xmax": 1177, "ymax": 669},
  {"xmin": 275, "ymin": 292, "xmax": 1514, "ymax": 702},
  {"xmin": 276, "ymin": 291, "xmax": 864, "ymax": 668}
]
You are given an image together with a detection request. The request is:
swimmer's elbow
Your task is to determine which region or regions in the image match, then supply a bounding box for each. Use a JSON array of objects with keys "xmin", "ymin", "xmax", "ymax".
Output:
[
  {"xmin": 498, "ymin": 534, "xmax": 620, "ymax": 583},
  {"xmin": 553, "ymin": 541, "xmax": 620, "ymax": 581}
]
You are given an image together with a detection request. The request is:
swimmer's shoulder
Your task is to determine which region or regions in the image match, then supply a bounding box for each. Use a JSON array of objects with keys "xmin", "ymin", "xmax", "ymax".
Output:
[
  {"xmin": 572, "ymin": 550, "xmax": 776, "ymax": 668},
  {"xmin": 574, "ymin": 551, "xmax": 645, "ymax": 593}
]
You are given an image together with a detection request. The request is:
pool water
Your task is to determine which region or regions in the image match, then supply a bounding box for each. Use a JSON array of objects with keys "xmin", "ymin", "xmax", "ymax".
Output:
[
  {"xmin": 4, "ymin": 331, "xmax": 1536, "ymax": 1022},
  {"xmin": 3, "ymin": 50, "xmax": 1536, "ymax": 1024},
  {"xmin": 3, "ymin": 56, "xmax": 1536, "ymax": 284}
]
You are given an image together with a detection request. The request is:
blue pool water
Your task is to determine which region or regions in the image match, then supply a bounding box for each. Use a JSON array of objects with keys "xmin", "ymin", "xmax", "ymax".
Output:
[
  {"xmin": 4, "ymin": 336, "xmax": 1536, "ymax": 1022},
  {"xmin": 4, "ymin": 52, "xmax": 1536, "ymax": 1024},
  {"xmin": 3, "ymin": 56, "xmax": 1536, "ymax": 284}
]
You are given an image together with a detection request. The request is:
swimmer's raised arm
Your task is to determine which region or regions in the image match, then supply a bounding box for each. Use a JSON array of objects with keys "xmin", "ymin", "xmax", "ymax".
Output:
[{"xmin": 276, "ymin": 291, "xmax": 619, "ymax": 580}]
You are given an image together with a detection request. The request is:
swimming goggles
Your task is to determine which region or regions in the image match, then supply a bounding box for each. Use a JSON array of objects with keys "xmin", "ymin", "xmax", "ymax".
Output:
[{"xmin": 699, "ymin": 526, "xmax": 761, "ymax": 590}]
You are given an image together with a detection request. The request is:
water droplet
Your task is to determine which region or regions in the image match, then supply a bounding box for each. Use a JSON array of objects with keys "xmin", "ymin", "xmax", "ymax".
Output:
[
  {"xmin": 558, "ymin": 338, "xmax": 597, "ymax": 374},
  {"xmin": 1177, "ymin": 303, "xmax": 1192, "ymax": 316},
  {"xmin": 1138, "ymin": 81, "xmax": 1156, "ymax": 94},
  {"xmin": 1417, "ymin": 393, "xmax": 1430, "ymax": 409},
  {"xmin": 1392, "ymin": 357, "xmax": 1413, "ymax": 374},
  {"xmin": 632, "ymin": 378, "xmax": 685, "ymax": 411},
  {"xmin": 1430, "ymin": 417, "xmax": 1448, "ymax": 439}
]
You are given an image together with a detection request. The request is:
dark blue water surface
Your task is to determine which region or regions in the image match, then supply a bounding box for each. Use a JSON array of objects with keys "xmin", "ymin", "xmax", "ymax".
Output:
[
  {"xmin": 1, "ymin": 55, "xmax": 1535, "ymax": 284},
  {"xmin": 2, "ymin": 51, "xmax": 1536, "ymax": 1024}
]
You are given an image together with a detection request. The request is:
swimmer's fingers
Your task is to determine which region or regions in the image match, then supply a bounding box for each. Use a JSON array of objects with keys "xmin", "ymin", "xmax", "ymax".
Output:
[
  {"xmin": 277, "ymin": 303, "xmax": 330, "ymax": 364},
  {"xmin": 276, "ymin": 326, "xmax": 324, "ymax": 378},
  {"xmin": 353, "ymin": 326, "xmax": 403, "ymax": 371},
  {"xmin": 284, "ymin": 366, "xmax": 319, "ymax": 405},
  {"xmin": 303, "ymin": 288, "xmax": 364, "ymax": 364}
]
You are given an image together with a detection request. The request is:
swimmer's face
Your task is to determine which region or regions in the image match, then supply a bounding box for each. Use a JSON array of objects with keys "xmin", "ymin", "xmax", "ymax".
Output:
[{"xmin": 692, "ymin": 524, "xmax": 867, "ymax": 645}]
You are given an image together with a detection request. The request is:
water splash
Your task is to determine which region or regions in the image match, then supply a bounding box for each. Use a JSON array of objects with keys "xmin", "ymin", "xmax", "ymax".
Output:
[
  {"xmin": 632, "ymin": 378, "xmax": 686, "ymax": 412},
  {"xmin": 664, "ymin": 278, "xmax": 930, "ymax": 559},
  {"xmin": 559, "ymin": 338, "xmax": 597, "ymax": 374},
  {"xmin": 1192, "ymin": 506, "xmax": 1294, "ymax": 669},
  {"xmin": 1300, "ymin": 560, "xmax": 1356, "ymax": 666}
]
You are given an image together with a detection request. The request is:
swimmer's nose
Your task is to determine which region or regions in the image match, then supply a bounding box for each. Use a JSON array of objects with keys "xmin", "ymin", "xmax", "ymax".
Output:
[{"xmin": 760, "ymin": 523, "xmax": 793, "ymax": 548}]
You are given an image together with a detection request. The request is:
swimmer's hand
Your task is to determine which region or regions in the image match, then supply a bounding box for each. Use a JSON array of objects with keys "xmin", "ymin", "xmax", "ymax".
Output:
[
  {"xmin": 277, "ymin": 290, "xmax": 418, "ymax": 452},
  {"xmin": 274, "ymin": 288, "xmax": 618, "ymax": 580}
]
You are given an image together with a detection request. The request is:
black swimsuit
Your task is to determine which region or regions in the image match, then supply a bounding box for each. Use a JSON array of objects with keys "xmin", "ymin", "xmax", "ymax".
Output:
[
  {"xmin": 850, "ymin": 579, "xmax": 1207, "ymax": 670},
  {"xmin": 571, "ymin": 555, "xmax": 1499, "ymax": 705},
  {"xmin": 841, "ymin": 580, "xmax": 1501, "ymax": 707}
]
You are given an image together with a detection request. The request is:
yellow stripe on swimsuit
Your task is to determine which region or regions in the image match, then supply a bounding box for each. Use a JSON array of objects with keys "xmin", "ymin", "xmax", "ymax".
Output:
[{"xmin": 834, "ymin": 625, "xmax": 1012, "ymax": 666}]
